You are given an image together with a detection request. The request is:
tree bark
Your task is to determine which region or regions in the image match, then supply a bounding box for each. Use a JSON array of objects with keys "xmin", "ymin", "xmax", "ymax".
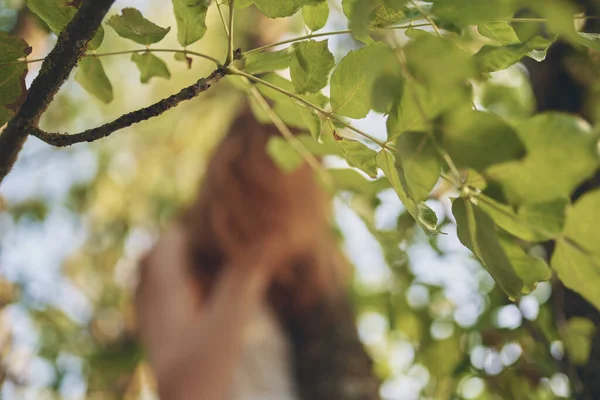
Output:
[{"xmin": 0, "ymin": 0, "xmax": 115, "ymax": 185}]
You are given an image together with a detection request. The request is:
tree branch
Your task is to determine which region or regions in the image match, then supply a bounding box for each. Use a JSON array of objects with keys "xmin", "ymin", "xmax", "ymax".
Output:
[
  {"xmin": 0, "ymin": 0, "xmax": 116, "ymax": 184},
  {"xmin": 30, "ymin": 67, "xmax": 227, "ymax": 147}
]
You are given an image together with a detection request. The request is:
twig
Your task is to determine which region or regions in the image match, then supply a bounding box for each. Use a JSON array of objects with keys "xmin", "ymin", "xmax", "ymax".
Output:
[
  {"xmin": 0, "ymin": 0, "xmax": 116, "ymax": 184},
  {"xmin": 244, "ymin": 23, "xmax": 432, "ymax": 55},
  {"xmin": 17, "ymin": 48, "xmax": 222, "ymax": 67},
  {"xmin": 30, "ymin": 68, "xmax": 227, "ymax": 147}
]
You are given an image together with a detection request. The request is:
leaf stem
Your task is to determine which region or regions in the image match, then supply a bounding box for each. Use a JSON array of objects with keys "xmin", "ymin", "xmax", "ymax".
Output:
[
  {"xmin": 226, "ymin": 0, "xmax": 235, "ymax": 64},
  {"xmin": 228, "ymin": 67, "xmax": 388, "ymax": 148}
]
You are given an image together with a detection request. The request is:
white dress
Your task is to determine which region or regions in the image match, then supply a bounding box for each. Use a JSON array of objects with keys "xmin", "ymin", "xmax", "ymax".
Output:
[{"xmin": 228, "ymin": 303, "xmax": 300, "ymax": 400}]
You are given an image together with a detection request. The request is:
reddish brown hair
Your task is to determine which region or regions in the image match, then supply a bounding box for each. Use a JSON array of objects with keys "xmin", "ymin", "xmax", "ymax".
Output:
[{"xmin": 182, "ymin": 109, "xmax": 337, "ymax": 311}]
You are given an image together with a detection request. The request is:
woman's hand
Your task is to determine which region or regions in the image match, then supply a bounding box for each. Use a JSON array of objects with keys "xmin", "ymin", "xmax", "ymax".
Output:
[
  {"xmin": 135, "ymin": 223, "xmax": 279, "ymax": 400},
  {"xmin": 209, "ymin": 201, "xmax": 299, "ymax": 277},
  {"xmin": 135, "ymin": 225, "xmax": 202, "ymax": 380}
]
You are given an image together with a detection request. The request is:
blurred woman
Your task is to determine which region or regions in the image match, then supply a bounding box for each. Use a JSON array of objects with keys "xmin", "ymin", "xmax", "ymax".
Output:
[{"xmin": 134, "ymin": 109, "xmax": 380, "ymax": 400}]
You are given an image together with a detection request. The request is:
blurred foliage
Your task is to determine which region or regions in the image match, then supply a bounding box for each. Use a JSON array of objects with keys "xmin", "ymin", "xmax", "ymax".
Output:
[{"xmin": 1, "ymin": 0, "xmax": 600, "ymax": 399}]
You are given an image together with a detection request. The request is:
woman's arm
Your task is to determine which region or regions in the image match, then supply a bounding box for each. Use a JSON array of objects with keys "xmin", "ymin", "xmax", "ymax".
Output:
[{"xmin": 135, "ymin": 225, "xmax": 274, "ymax": 400}]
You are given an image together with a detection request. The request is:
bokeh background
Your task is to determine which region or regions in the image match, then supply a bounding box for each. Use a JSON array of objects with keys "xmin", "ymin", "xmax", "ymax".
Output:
[{"xmin": 0, "ymin": 0, "xmax": 570, "ymax": 399}]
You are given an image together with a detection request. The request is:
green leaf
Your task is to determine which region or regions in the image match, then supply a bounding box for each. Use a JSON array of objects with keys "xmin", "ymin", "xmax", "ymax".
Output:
[
  {"xmin": 296, "ymin": 133, "xmax": 341, "ymax": 156},
  {"xmin": 479, "ymin": 82, "xmax": 534, "ymax": 122},
  {"xmin": 254, "ymin": 0, "xmax": 305, "ymax": 18},
  {"xmin": 396, "ymin": 131, "xmax": 441, "ymax": 202},
  {"xmin": 273, "ymin": 102, "xmax": 321, "ymax": 139},
  {"xmin": 0, "ymin": 31, "xmax": 32, "ymax": 62},
  {"xmin": 478, "ymin": 195, "xmax": 567, "ymax": 242},
  {"xmin": 0, "ymin": 31, "xmax": 28, "ymax": 110},
  {"xmin": 331, "ymin": 42, "xmax": 401, "ymax": 118},
  {"xmin": 344, "ymin": 0, "xmax": 372, "ymax": 43},
  {"xmin": 131, "ymin": 52, "xmax": 171, "ymax": 84},
  {"xmin": 486, "ymin": 113, "xmax": 600, "ymax": 205},
  {"xmin": 256, "ymin": 73, "xmax": 328, "ymax": 108},
  {"xmin": 0, "ymin": 62, "xmax": 26, "ymax": 105},
  {"xmin": 552, "ymin": 190, "xmax": 600, "ymax": 311},
  {"xmin": 290, "ymin": 40, "xmax": 334, "ymax": 94},
  {"xmin": 478, "ymin": 22, "xmax": 520, "ymax": 45},
  {"xmin": 376, "ymin": 149, "xmax": 440, "ymax": 236},
  {"xmin": 235, "ymin": 0, "xmax": 254, "ymax": 8},
  {"xmin": 431, "ymin": 0, "xmax": 518, "ymax": 25},
  {"xmin": 440, "ymin": 109, "xmax": 525, "ymax": 171},
  {"xmin": 0, "ymin": 107, "xmax": 14, "ymax": 126},
  {"xmin": 452, "ymin": 197, "xmax": 524, "ymax": 299},
  {"xmin": 575, "ymin": 32, "xmax": 600, "ymax": 52},
  {"xmin": 499, "ymin": 235, "xmax": 551, "ymax": 292},
  {"xmin": 464, "ymin": 169, "xmax": 487, "ymax": 190},
  {"xmin": 474, "ymin": 34, "xmax": 554, "ymax": 73},
  {"xmin": 254, "ymin": 74, "xmax": 325, "ymax": 137},
  {"xmin": 172, "ymin": 0, "xmax": 209, "ymax": 46},
  {"xmin": 107, "ymin": 8, "xmax": 170, "ymax": 45},
  {"xmin": 336, "ymin": 138, "xmax": 378, "ymax": 178},
  {"xmin": 75, "ymin": 57, "xmax": 113, "ymax": 103},
  {"xmin": 562, "ymin": 317, "xmax": 597, "ymax": 365},
  {"xmin": 404, "ymin": 34, "xmax": 476, "ymax": 89},
  {"xmin": 328, "ymin": 168, "xmax": 390, "ymax": 194},
  {"xmin": 418, "ymin": 202, "xmax": 439, "ymax": 233},
  {"xmin": 370, "ymin": 2, "xmax": 406, "ymax": 27},
  {"xmin": 174, "ymin": 52, "xmax": 193, "ymax": 69},
  {"xmin": 518, "ymin": 199, "xmax": 568, "ymax": 240},
  {"xmin": 244, "ymin": 49, "xmax": 292, "ymax": 75},
  {"xmin": 387, "ymin": 81, "xmax": 470, "ymax": 139},
  {"xmin": 302, "ymin": 1, "xmax": 329, "ymax": 31},
  {"xmin": 27, "ymin": 0, "xmax": 104, "ymax": 49},
  {"xmin": 371, "ymin": 72, "xmax": 404, "ymax": 114},
  {"xmin": 475, "ymin": 44, "xmax": 531, "ymax": 73},
  {"xmin": 266, "ymin": 136, "xmax": 304, "ymax": 173},
  {"xmin": 343, "ymin": 0, "xmax": 407, "ymax": 30}
]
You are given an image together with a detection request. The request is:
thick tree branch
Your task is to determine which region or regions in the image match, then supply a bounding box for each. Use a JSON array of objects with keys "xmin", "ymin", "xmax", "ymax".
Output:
[
  {"xmin": 30, "ymin": 67, "xmax": 227, "ymax": 147},
  {"xmin": 0, "ymin": 0, "xmax": 115, "ymax": 184}
]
